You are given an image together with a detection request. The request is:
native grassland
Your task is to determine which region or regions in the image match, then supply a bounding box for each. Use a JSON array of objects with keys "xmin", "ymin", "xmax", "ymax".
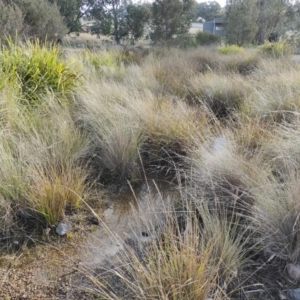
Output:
[{"xmin": 0, "ymin": 39, "xmax": 299, "ymax": 298}]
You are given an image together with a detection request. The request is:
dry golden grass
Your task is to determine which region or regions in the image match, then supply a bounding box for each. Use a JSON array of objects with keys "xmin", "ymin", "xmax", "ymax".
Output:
[
  {"xmin": 187, "ymin": 73, "xmax": 250, "ymax": 118},
  {"xmin": 89, "ymin": 197, "xmax": 250, "ymax": 300},
  {"xmin": 254, "ymin": 172, "xmax": 300, "ymax": 262},
  {"xmin": 27, "ymin": 166, "xmax": 87, "ymax": 225},
  {"xmin": 2, "ymin": 40, "xmax": 300, "ymax": 299}
]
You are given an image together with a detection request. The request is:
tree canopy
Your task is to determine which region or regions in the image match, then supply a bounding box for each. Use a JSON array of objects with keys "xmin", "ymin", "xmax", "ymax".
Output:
[
  {"xmin": 225, "ymin": 0, "xmax": 294, "ymax": 45},
  {"xmin": 195, "ymin": 1, "xmax": 223, "ymax": 21},
  {"xmin": 151, "ymin": 0, "xmax": 195, "ymax": 41},
  {"xmin": 0, "ymin": 0, "xmax": 67, "ymax": 41}
]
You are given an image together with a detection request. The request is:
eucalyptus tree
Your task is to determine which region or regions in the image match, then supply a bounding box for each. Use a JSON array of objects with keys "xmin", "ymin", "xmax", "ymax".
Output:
[
  {"xmin": 151, "ymin": 0, "xmax": 195, "ymax": 41},
  {"xmin": 0, "ymin": 0, "xmax": 67, "ymax": 41},
  {"xmin": 225, "ymin": 0, "xmax": 293, "ymax": 45},
  {"xmin": 225, "ymin": 0, "xmax": 258, "ymax": 45},
  {"xmin": 254, "ymin": 0, "xmax": 291, "ymax": 44},
  {"xmin": 195, "ymin": 1, "xmax": 223, "ymax": 21},
  {"xmin": 126, "ymin": 3, "xmax": 151, "ymax": 44},
  {"xmin": 90, "ymin": 0, "xmax": 128, "ymax": 44},
  {"xmin": 90, "ymin": 1, "xmax": 150, "ymax": 44},
  {"xmin": 47, "ymin": 0, "xmax": 96, "ymax": 34}
]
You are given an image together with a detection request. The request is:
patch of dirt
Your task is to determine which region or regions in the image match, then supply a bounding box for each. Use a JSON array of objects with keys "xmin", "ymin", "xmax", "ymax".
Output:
[{"xmin": 0, "ymin": 179, "xmax": 176, "ymax": 299}]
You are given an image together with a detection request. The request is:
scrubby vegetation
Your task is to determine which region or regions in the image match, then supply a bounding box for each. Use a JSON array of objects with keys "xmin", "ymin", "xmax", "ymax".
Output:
[
  {"xmin": 258, "ymin": 41, "xmax": 294, "ymax": 58},
  {"xmin": 195, "ymin": 31, "xmax": 221, "ymax": 46},
  {"xmin": 1, "ymin": 39, "xmax": 300, "ymax": 299}
]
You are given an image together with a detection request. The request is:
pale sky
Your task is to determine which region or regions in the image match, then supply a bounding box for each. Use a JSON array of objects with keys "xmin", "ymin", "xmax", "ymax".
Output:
[{"xmin": 197, "ymin": 0, "xmax": 226, "ymax": 8}]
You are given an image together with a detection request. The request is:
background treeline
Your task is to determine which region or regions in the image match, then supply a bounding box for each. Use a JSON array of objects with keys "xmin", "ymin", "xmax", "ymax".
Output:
[
  {"xmin": 225, "ymin": 0, "xmax": 300, "ymax": 46},
  {"xmin": 0, "ymin": 0, "xmax": 195, "ymax": 44},
  {"xmin": 2, "ymin": 0, "xmax": 300, "ymax": 46},
  {"xmin": 196, "ymin": 0, "xmax": 300, "ymax": 47}
]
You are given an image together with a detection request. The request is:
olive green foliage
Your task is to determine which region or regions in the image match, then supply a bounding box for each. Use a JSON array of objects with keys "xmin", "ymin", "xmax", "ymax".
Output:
[
  {"xmin": 225, "ymin": 0, "xmax": 258, "ymax": 46},
  {"xmin": 91, "ymin": 0, "xmax": 128, "ymax": 44},
  {"xmin": 259, "ymin": 41, "xmax": 293, "ymax": 57},
  {"xmin": 55, "ymin": 0, "xmax": 86, "ymax": 34},
  {"xmin": 195, "ymin": 0, "xmax": 222, "ymax": 21},
  {"xmin": 151, "ymin": 0, "xmax": 195, "ymax": 41},
  {"xmin": 0, "ymin": 0, "xmax": 24, "ymax": 38},
  {"xmin": 126, "ymin": 4, "xmax": 151, "ymax": 43},
  {"xmin": 254, "ymin": 0, "xmax": 288, "ymax": 45},
  {"xmin": 79, "ymin": 49, "xmax": 125, "ymax": 79},
  {"xmin": 80, "ymin": 50, "xmax": 121, "ymax": 69},
  {"xmin": 18, "ymin": 0, "xmax": 68, "ymax": 40},
  {"xmin": 0, "ymin": 0, "xmax": 68, "ymax": 41},
  {"xmin": 48, "ymin": 0, "xmax": 99, "ymax": 34},
  {"xmin": 195, "ymin": 31, "xmax": 220, "ymax": 45},
  {"xmin": 91, "ymin": 2, "xmax": 150, "ymax": 44},
  {"xmin": 166, "ymin": 34, "xmax": 197, "ymax": 48},
  {"xmin": 0, "ymin": 39, "xmax": 80, "ymax": 106},
  {"xmin": 225, "ymin": 0, "xmax": 292, "ymax": 45},
  {"xmin": 217, "ymin": 44, "xmax": 244, "ymax": 54}
]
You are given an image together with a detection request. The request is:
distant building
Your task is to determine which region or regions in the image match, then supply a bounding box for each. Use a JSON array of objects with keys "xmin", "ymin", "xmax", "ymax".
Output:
[{"xmin": 203, "ymin": 18, "xmax": 224, "ymax": 37}]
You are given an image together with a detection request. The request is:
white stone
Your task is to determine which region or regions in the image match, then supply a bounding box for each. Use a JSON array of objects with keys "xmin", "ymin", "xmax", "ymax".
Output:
[{"xmin": 56, "ymin": 222, "xmax": 72, "ymax": 236}]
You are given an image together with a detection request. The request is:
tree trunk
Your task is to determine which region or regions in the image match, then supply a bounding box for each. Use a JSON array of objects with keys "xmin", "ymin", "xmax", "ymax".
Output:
[{"xmin": 256, "ymin": 0, "xmax": 266, "ymax": 44}]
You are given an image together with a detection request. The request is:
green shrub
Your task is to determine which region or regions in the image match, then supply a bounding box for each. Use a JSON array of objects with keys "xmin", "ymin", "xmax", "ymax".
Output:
[
  {"xmin": 217, "ymin": 44, "xmax": 244, "ymax": 54},
  {"xmin": 195, "ymin": 31, "xmax": 220, "ymax": 46},
  {"xmin": 0, "ymin": 39, "xmax": 80, "ymax": 106},
  {"xmin": 78, "ymin": 49, "xmax": 126, "ymax": 79},
  {"xmin": 79, "ymin": 50, "xmax": 121, "ymax": 69},
  {"xmin": 167, "ymin": 34, "xmax": 197, "ymax": 48},
  {"xmin": 259, "ymin": 41, "xmax": 293, "ymax": 58}
]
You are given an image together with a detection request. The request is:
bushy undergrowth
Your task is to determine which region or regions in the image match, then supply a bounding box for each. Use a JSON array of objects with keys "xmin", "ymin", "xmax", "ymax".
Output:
[
  {"xmin": 0, "ymin": 39, "xmax": 80, "ymax": 106},
  {"xmin": 1, "ymin": 39, "xmax": 300, "ymax": 299},
  {"xmin": 166, "ymin": 34, "xmax": 197, "ymax": 48},
  {"xmin": 195, "ymin": 31, "xmax": 220, "ymax": 46},
  {"xmin": 218, "ymin": 44, "xmax": 244, "ymax": 55},
  {"xmin": 259, "ymin": 41, "xmax": 293, "ymax": 58}
]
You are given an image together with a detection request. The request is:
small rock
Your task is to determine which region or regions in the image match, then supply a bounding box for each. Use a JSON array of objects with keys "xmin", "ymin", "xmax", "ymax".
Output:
[
  {"xmin": 56, "ymin": 222, "xmax": 72, "ymax": 236},
  {"xmin": 279, "ymin": 292, "xmax": 287, "ymax": 300},
  {"xmin": 286, "ymin": 288, "xmax": 300, "ymax": 300},
  {"xmin": 287, "ymin": 264, "xmax": 300, "ymax": 283}
]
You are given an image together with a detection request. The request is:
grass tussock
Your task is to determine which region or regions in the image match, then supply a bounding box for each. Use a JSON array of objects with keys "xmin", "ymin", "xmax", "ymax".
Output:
[
  {"xmin": 133, "ymin": 212, "xmax": 246, "ymax": 300},
  {"xmin": 27, "ymin": 166, "xmax": 87, "ymax": 225},
  {"xmin": 254, "ymin": 173, "xmax": 300, "ymax": 262},
  {"xmin": 0, "ymin": 39, "xmax": 80, "ymax": 106},
  {"xmin": 195, "ymin": 31, "xmax": 221, "ymax": 46},
  {"xmin": 2, "ymin": 38, "xmax": 300, "ymax": 298},
  {"xmin": 92, "ymin": 200, "xmax": 250, "ymax": 300},
  {"xmin": 187, "ymin": 73, "xmax": 250, "ymax": 118},
  {"xmin": 245, "ymin": 70, "xmax": 300, "ymax": 121}
]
